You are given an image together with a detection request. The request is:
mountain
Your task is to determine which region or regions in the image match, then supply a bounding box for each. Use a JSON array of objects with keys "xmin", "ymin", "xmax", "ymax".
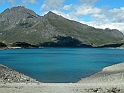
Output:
[{"xmin": 0, "ymin": 6, "xmax": 124, "ymax": 48}]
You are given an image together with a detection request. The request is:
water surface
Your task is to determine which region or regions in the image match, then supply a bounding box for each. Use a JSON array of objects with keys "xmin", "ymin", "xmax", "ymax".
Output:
[{"xmin": 0, "ymin": 48, "xmax": 124, "ymax": 83}]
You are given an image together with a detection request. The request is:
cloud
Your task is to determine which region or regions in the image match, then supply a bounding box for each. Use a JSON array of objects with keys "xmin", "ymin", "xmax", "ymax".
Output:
[
  {"xmin": 74, "ymin": 5, "xmax": 101, "ymax": 16},
  {"xmin": 41, "ymin": 0, "xmax": 64, "ymax": 12},
  {"xmin": 73, "ymin": 0, "xmax": 101, "ymax": 16},
  {"xmin": 8, "ymin": 0, "xmax": 15, "ymax": 6},
  {"xmin": 0, "ymin": 0, "xmax": 5, "ymax": 3},
  {"xmin": 91, "ymin": 14, "xmax": 108, "ymax": 21},
  {"xmin": 0, "ymin": 0, "xmax": 37, "ymax": 6},
  {"xmin": 71, "ymin": 1, "xmax": 124, "ymax": 33},
  {"xmin": 81, "ymin": 21, "xmax": 124, "ymax": 33},
  {"xmin": 64, "ymin": 0, "xmax": 124, "ymax": 33},
  {"xmin": 109, "ymin": 7, "xmax": 124, "ymax": 23},
  {"xmin": 63, "ymin": 4, "xmax": 73, "ymax": 10},
  {"xmin": 22, "ymin": 0, "xmax": 37, "ymax": 5},
  {"xmin": 87, "ymin": 7, "xmax": 124, "ymax": 33},
  {"xmin": 79, "ymin": 0, "xmax": 99, "ymax": 5}
]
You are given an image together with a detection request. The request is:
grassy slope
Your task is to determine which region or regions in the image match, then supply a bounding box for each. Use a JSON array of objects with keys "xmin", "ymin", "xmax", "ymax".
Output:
[
  {"xmin": 0, "ymin": 12, "xmax": 124, "ymax": 47},
  {"xmin": 47, "ymin": 17, "xmax": 124, "ymax": 47}
]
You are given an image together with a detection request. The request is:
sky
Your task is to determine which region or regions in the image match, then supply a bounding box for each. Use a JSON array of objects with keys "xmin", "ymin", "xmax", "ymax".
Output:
[{"xmin": 0, "ymin": 0, "xmax": 124, "ymax": 33}]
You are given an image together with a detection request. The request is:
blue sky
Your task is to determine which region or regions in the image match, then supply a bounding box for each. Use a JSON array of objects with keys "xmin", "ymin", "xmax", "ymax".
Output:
[{"xmin": 0, "ymin": 0, "xmax": 124, "ymax": 33}]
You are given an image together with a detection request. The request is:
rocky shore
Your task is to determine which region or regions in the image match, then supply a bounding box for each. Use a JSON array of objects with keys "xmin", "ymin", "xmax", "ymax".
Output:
[
  {"xmin": 78, "ymin": 62, "xmax": 124, "ymax": 93},
  {"xmin": 0, "ymin": 64, "xmax": 39, "ymax": 83},
  {"xmin": 78, "ymin": 62, "xmax": 124, "ymax": 84}
]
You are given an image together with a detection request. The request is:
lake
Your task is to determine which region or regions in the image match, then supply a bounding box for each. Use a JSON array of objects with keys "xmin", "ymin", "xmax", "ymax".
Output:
[{"xmin": 0, "ymin": 48, "xmax": 124, "ymax": 83}]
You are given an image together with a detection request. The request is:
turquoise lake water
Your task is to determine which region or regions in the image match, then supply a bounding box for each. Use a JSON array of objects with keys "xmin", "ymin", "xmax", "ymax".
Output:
[{"xmin": 0, "ymin": 48, "xmax": 124, "ymax": 83}]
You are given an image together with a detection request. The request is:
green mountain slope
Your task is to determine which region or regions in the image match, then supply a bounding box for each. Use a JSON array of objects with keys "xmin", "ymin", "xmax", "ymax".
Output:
[{"xmin": 0, "ymin": 6, "xmax": 124, "ymax": 48}]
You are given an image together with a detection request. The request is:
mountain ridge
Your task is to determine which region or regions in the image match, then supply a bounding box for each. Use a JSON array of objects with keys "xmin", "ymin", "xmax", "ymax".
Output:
[{"xmin": 0, "ymin": 6, "xmax": 124, "ymax": 48}]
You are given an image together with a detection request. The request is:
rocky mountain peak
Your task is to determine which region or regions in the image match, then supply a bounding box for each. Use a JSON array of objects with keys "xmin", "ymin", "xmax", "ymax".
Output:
[
  {"xmin": 44, "ymin": 11, "xmax": 64, "ymax": 20},
  {"xmin": 1, "ymin": 6, "xmax": 39, "ymax": 18},
  {"xmin": 47, "ymin": 11, "xmax": 57, "ymax": 16},
  {"xmin": 0, "ymin": 6, "xmax": 39, "ymax": 26}
]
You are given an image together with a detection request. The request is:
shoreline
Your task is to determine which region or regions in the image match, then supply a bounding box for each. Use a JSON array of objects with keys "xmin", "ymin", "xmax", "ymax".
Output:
[
  {"xmin": 0, "ymin": 64, "xmax": 39, "ymax": 84},
  {"xmin": 0, "ymin": 46, "xmax": 124, "ymax": 50},
  {"xmin": 0, "ymin": 62, "xmax": 124, "ymax": 93},
  {"xmin": 78, "ymin": 62, "xmax": 124, "ymax": 83}
]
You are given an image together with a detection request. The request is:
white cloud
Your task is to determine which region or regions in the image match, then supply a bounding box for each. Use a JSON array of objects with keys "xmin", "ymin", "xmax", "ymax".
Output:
[
  {"xmin": 8, "ymin": 0, "xmax": 15, "ymax": 6},
  {"xmin": 0, "ymin": 0, "xmax": 37, "ymax": 6},
  {"xmin": 91, "ymin": 14, "xmax": 107, "ymax": 21},
  {"xmin": 22, "ymin": 0, "xmax": 37, "ymax": 5},
  {"xmin": 41, "ymin": 4, "xmax": 49, "ymax": 12},
  {"xmin": 0, "ymin": 0, "xmax": 5, "ymax": 3},
  {"xmin": 72, "ymin": 1, "xmax": 124, "ymax": 33},
  {"xmin": 109, "ymin": 7, "xmax": 124, "ymax": 23},
  {"xmin": 82, "ymin": 21, "xmax": 124, "ymax": 33},
  {"xmin": 74, "ymin": 5, "xmax": 101, "ymax": 16},
  {"xmin": 79, "ymin": 0, "xmax": 98, "ymax": 5},
  {"xmin": 63, "ymin": 4, "xmax": 73, "ymax": 10},
  {"xmin": 41, "ymin": 0, "xmax": 64, "ymax": 12}
]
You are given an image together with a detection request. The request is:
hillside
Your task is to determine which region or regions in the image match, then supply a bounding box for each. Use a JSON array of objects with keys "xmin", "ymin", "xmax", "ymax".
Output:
[{"xmin": 0, "ymin": 6, "xmax": 124, "ymax": 48}]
